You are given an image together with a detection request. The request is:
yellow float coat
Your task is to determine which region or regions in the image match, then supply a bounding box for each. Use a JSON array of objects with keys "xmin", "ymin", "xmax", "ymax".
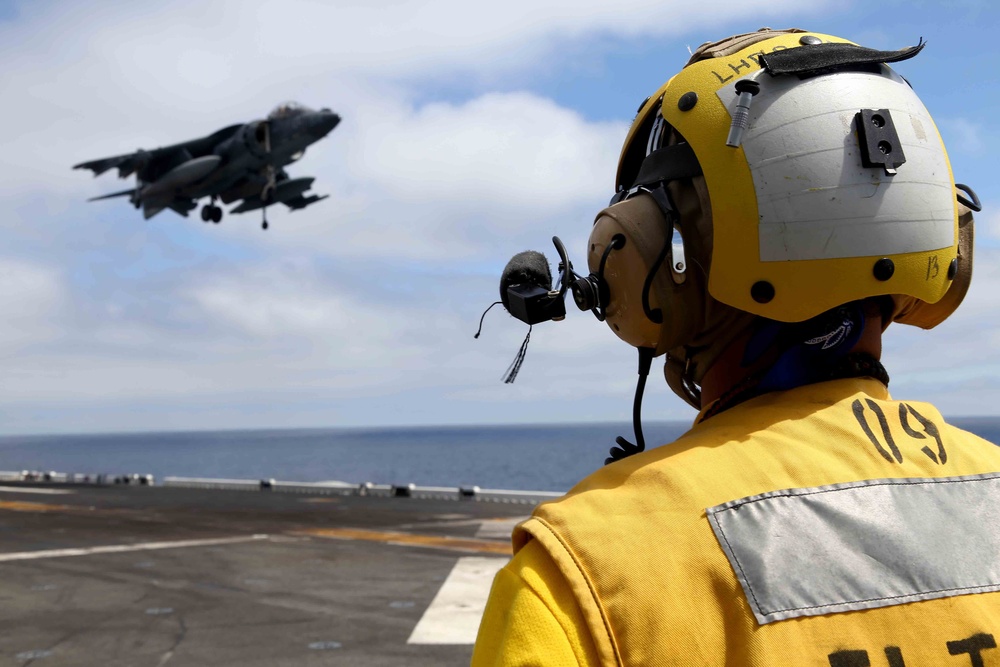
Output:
[{"xmin": 473, "ymin": 378, "xmax": 1000, "ymax": 666}]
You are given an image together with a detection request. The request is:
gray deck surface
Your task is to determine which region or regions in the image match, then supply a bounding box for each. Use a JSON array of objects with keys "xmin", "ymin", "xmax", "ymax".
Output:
[{"xmin": 0, "ymin": 483, "xmax": 532, "ymax": 666}]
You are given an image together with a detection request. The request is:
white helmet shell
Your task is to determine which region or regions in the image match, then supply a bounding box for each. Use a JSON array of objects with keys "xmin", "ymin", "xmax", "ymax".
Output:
[{"xmin": 718, "ymin": 67, "xmax": 954, "ymax": 264}]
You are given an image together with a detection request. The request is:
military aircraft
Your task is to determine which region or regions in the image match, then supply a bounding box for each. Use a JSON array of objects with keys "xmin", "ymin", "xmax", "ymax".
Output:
[{"xmin": 73, "ymin": 102, "xmax": 340, "ymax": 230}]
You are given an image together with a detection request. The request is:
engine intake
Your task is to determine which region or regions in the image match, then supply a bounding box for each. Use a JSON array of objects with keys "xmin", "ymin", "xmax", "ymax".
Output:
[{"xmin": 217, "ymin": 120, "xmax": 270, "ymax": 160}]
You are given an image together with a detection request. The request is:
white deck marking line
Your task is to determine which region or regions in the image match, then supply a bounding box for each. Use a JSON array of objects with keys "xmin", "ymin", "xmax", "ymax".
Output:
[
  {"xmin": 407, "ymin": 556, "xmax": 506, "ymax": 645},
  {"xmin": 0, "ymin": 486, "xmax": 74, "ymax": 495},
  {"xmin": 475, "ymin": 517, "xmax": 524, "ymax": 541},
  {"xmin": 0, "ymin": 534, "xmax": 269, "ymax": 562}
]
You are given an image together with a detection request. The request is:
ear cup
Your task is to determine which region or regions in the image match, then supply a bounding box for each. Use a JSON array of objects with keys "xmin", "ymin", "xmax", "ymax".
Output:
[
  {"xmin": 588, "ymin": 194, "xmax": 705, "ymax": 355},
  {"xmin": 892, "ymin": 197, "xmax": 975, "ymax": 329}
]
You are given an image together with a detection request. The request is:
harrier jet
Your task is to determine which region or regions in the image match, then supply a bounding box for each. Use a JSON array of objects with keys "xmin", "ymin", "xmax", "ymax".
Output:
[{"xmin": 73, "ymin": 102, "xmax": 340, "ymax": 230}]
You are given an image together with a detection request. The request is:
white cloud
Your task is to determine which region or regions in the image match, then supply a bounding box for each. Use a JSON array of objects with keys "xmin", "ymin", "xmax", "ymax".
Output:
[
  {"xmin": 0, "ymin": 258, "xmax": 64, "ymax": 352},
  {"xmin": 357, "ymin": 93, "xmax": 622, "ymax": 207}
]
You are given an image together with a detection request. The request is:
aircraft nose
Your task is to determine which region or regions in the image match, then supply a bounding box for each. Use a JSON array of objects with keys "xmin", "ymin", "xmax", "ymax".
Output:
[{"xmin": 310, "ymin": 110, "xmax": 341, "ymax": 138}]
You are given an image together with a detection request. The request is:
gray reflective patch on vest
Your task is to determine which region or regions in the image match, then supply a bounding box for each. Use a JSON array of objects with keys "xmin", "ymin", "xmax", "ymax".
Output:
[{"xmin": 707, "ymin": 473, "xmax": 1000, "ymax": 625}]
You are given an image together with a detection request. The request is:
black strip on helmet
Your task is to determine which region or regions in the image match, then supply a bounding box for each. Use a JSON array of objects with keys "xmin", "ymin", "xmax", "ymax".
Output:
[
  {"xmin": 759, "ymin": 40, "xmax": 925, "ymax": 77},
  {"xmin": 616, "ymin": 100, "xmax": 663, "ymax": 194},
  {"xmin": 633, "ymin": 142, "xmax": 703, "ymax": 189}
]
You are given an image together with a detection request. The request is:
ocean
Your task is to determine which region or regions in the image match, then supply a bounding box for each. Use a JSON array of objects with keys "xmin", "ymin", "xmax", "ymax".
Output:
[{"xmin": 0, "ymin": 418, "xmax": 998, "ymax": 493}]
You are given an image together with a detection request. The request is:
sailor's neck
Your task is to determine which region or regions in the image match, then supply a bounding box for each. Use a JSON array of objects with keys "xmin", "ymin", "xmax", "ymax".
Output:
[{"xmin": 699, "ymin": 314, "xmax": 884, "ymax": 408}]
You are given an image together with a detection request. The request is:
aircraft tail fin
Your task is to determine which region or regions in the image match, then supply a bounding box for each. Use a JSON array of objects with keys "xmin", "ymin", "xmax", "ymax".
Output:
[{"xmin": 284, "ymin": 194, "xmax": 329, "ymax": 210}]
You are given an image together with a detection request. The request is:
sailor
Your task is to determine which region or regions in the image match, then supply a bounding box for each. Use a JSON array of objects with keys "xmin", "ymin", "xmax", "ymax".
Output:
[{"xmin": 472, "ymin": 28, "xmax": 1000, "ymax": 666}]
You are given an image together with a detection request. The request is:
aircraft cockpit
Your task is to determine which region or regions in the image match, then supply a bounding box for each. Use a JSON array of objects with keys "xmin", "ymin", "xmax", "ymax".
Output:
[{"xmin": 267, "ymin": 101, "xmax": 314, "ymax": 120}]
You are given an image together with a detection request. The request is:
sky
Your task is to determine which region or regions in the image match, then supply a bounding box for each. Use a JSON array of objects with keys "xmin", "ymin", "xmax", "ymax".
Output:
[{"xmin": 1, "ymin": 0, "xmax": 999, "ymax": 435}]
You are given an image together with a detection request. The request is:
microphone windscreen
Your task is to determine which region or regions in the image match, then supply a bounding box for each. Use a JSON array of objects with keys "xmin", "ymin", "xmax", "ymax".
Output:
[{"xmin": 500, "ymin": 251, "xmax": 552, "ymax": 309}]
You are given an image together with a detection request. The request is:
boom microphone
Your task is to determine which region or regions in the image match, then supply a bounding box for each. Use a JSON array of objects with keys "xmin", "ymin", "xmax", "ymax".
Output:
[
  {"xmin": 500, "ymin": 251, "xmax": 566, "ymax": 324},
  {"xmin": 479, "ymin": 234, "xmax": 653, "ymax": 466},
  {"xmin": 501, "ymin": 250, "xmax": 552, "ymax": 304},
  {"xmin": 476, "ymin": 237, "xmax": 599, "ymax": 380}
]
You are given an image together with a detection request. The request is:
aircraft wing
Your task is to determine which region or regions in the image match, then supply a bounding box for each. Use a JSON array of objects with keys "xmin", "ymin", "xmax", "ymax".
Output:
[
  {"xmin": 72, "ymin": 123, "xmax": 243, "ymax": 179},
  {"xmin": 228, "ymin": 176, "xmax": 327, "ymax": 214},
  {"xmin": 166, "ymin": 199, "xmax": 198, "ymax": 217}
]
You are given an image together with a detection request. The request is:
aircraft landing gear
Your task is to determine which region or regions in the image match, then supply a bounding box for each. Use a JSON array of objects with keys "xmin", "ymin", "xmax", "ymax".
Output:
[
  {"xmin": 201, "ymin": 204, "xmax": 223, "ymax": 223},
  {"xmin": 260, "ymin": 165, "xmax": 276, "ymax": 231},
  {"xmin": 260, "ymin": 194, "xmax": 274, "ymax": 231}
]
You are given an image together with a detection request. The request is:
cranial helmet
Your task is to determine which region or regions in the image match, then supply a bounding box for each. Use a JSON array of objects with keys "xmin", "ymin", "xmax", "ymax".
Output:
[{"xmin": 587, "ymin": 28, "xmax": 977, "ymax": 407}]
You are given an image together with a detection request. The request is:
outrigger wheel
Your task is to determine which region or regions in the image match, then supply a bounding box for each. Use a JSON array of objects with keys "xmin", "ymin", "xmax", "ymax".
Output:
[{"xmin": 260, "ymin": 191, "xmax": 274, "ymax": 231}]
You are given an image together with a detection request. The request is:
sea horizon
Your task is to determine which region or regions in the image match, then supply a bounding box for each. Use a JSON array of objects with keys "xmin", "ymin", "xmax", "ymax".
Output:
[{"xmin": 1, "ymin": 417, "xmax": 998, "ymax": 493}]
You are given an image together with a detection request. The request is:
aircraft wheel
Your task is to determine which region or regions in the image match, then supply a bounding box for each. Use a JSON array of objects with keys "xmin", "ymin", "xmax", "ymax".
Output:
[
  {"xmin": 211, "ymin": 206, "xmax": 223, "ymax": 223},
  {"xmin": 201, "ymin": 205, "xmax": 212, "ymax": 222},
  {"xmin": 262, "ymin": 221, "xmax": 269, "ymax": 230}
]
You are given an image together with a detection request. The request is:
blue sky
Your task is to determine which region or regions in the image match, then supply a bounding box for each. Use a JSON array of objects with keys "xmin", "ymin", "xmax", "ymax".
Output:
[{"xmin": 1, "ymin": 0, "xmax": 999, "ymax": 435}]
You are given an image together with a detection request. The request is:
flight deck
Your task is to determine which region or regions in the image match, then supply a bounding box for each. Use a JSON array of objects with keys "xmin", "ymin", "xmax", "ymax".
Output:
[{"xmin": 0, "ymin": 478, "xmax": 548, "ymax": 666}]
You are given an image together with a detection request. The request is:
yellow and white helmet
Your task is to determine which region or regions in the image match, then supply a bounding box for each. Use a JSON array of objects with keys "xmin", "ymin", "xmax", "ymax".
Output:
[{"xmin": 588, "ymin": 28, "xmax": 977, "ymax": 405}]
